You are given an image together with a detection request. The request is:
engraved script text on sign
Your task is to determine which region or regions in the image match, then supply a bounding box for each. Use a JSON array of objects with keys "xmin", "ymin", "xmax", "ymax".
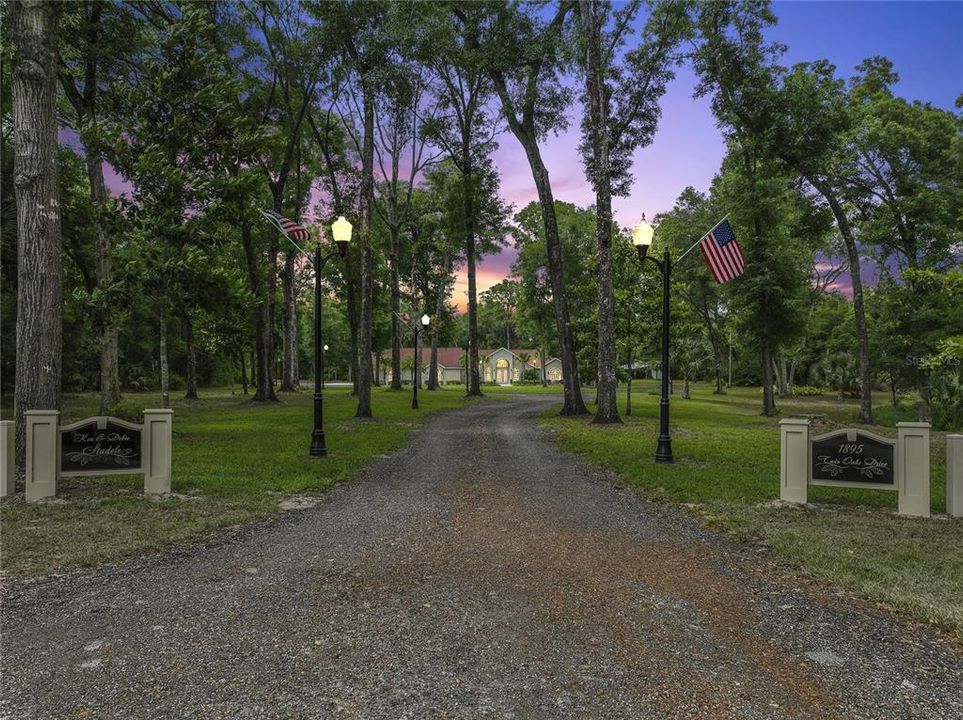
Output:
[
  {"xmin": 60, "ymin": 418, "xmax": 143, "ymax": 475},
  {"xmin": 810, "ymin": 430, "xmax": 895, "ymax": 486}
]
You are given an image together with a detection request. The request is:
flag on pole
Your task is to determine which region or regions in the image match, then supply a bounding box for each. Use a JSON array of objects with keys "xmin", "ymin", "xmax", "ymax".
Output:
[
  {"xmin": 263, "ymin": 209, "xmax": 312, "ymax": 242},
  {"xmin": 699, "ymin": 218, "xmax": 744, "ymax": 283}
]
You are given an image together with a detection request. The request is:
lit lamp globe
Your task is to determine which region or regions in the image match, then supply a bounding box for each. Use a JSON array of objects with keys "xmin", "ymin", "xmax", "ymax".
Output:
[
  {"xmin": 632, "ymin": 214, "xmax": 654, "ymax": 260},
  {"xmin": 331, "ymin": 216, "xmax": 352, "ymax": 257},
  {"xmin": 420, "ymin": 314, "xmax": 430, "ymax": 327},
  {"xmin": 323, "ymin": 344, "xmax": 329, "ymax": 352}
]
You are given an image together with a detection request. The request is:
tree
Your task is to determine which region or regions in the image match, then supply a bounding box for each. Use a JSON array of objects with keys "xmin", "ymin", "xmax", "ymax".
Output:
[
  {"xmin": 513, "ymin": 200, "xmax": 599, "ymax": 389},
  {"xmin": 484, "ymin": 2, "xmax": 588, "ymax": 415},
  {"xmin": 58, "ymin": 0, "xmax": 137, "ymax": 412},
  {"xmin": 692, "ymin": 1, "xmax": 811, "ymax": 416},
  {"xmin": 419, "ymin": 4, "xmax": 503, "ymax": 397},
  {"xmin": 371, "ymin": 62, "xmax": 438, "ymax": 392},
  {"xmin": 312, "ymin": 0, "xmax": 395, "ymax": 418},
  {"xmin": 11, "ymin": 0, "xmax": 63, "ymax": 468},
  {"xmin": 576, "ymin": 0, "xmax": 687, "ymax": 422},
  {"xmin": 767, "ymin": 60, "xmax": 875, "ymax": 421},
  {"xmin": 106, "ymin": 5, "xmax": 246, "ymax": 406},
  {"xmin": 848, "ymin": 58, "xmax": 961, "ymax": 272}
]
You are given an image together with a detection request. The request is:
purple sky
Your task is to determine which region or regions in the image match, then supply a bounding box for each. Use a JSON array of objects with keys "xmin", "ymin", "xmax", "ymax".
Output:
[
  {"xmin": 80, "ymin": 2, "xmax": 961, "ymax": 310},
  {"xmin": 455, "ymin": 0, "xmax": 963, "ymax": 309}
]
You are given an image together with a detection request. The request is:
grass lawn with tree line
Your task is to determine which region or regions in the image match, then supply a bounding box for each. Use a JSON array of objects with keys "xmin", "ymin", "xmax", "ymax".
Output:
[
  {"xmin": 1, "ymin": 387, "xmax": 472, "ymax": 579},
  {"xmin": 543, "ymin": 382, "xmax": 962, "ymax": 642},
  {"xmin": 3, "ymin": 383, "xmax": 959, "ymax": 643}
]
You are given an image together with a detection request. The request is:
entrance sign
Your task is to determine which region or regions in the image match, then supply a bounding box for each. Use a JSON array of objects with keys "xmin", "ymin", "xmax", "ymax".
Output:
[
  {"xmin": 810, "ymin": 429, "xmax": 895, "ymax": 489},
  {"xmin": 25, "ymin": 409, "xmax": 173, "ymax": 502},
  {"xmin": 779, "ymin": 419, "xmax": 931, "ymax": 517},
  {"xmin": 60, "ymin": 417, "xmax": 143, "ymax": 475}
]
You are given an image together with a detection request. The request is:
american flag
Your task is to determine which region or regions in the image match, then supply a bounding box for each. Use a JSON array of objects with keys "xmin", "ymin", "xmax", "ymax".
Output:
[
  {"xmin": 263, "ymin": 209, "xmax": 312, "ymax": 242},
  {"xmin": 699, "ymin": 218, "xmax": 744, "ymax": 284}
]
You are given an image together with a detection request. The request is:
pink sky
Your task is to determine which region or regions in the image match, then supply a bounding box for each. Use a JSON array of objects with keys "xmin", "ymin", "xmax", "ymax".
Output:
[
  {"xmin": 78, "ymin": 3, "xmax": 960, "ymax": 314},
  {"xmin": 450, "ymin": 1, "xmax": 963, "ymax": 312}
]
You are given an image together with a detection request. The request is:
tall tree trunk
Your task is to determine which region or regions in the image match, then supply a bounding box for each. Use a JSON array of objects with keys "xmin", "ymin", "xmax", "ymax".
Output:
[
  {"xmin": 242, "ymin": 221, "xmax": 277, "ymax": 402},
  {"xmin": 11, "ymin": 0, "xmax": 62, "ymax": 470},
  {"xmin": 625, "ymin": 347, "xmax": 633, "ymax": 417},
  {"xmin": 580, "ymin": 0, "xmax": 621, "ymax": 424},
  {"xmin": 59, "ymin": 2, "xmax": 120, "ymax": 414},
  {"xmin": 490, "ymin": 45, "xmax": 586, "ymax": 415},
  {"xmin": 776, "ymin": 351, "xmax": 789, "ymax": 397},
  {"xmin": 428, "ymin": 291, "xmax": 441, "ymax": 390},
  {"xmin": 811, "ymin": 179, "xmax": 872, "ymax": 423},
  {"xmin": 281, "ymin": 249, "xmax": 299, "ymax": 392},
  {"xmin": 389, "ymin": 226, "xmax": 402, "ymax": 390},
  {"xmin": 182, "ymin": 310, "xmax": 198, "ymax": 400},
  {"xmin": 355, "ymin": 88, "xmax": 375, "ymax": 418},
  {"xmin": 346, "ymin": 252, "xmax": 360, "ymax": 396},
  {"xmin": 761, "ymin": 339, "xmax": 775, "ymax": 416},
  {"xmin": 159, "ymin": 314, "xmax": 170, "ymax": 409},
  {"xmin": 463, "ymin": 159, "xmax": 483, "ymax": 397},
  {"xmin": 492, "ymin": 132, "xmax": 586, "ymax": 412},
  {"xmin": 86, "ymin": 152, "xmax": 121, "ymax": 412},
  {"xmin": 240, "ymin": 352, "xmax": 248, "ymax": 396},
  {"xmin": 529, "ymin": 157, "xmax": 587, "ymax": 415}
]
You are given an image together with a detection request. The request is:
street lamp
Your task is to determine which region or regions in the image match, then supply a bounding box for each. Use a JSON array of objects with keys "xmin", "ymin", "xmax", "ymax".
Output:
[
  {"xmin": 632, "ymin": 213, "xmax": 673, "ymax": 463},
  {"xmin": 308, "ymin": 217, "xmax": 352, "ymax": 458},
  {"xmin": 412, "ymin": 314, "xmax": 430, "ymax": 410}
]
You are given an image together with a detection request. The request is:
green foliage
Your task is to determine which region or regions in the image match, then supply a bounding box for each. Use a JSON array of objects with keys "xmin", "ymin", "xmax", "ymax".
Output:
[{"xmin": 790, "ymin": 385, "xmax": 824, "ymax": 397}]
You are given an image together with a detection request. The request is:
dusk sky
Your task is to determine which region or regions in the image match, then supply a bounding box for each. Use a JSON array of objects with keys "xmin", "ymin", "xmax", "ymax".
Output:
[
  {"xmin": 88, "ymin": 2, "xmax": 962, "ymax": 310},
  {"xmin": 454, "ymin": 0, "xmax": 963, "ymax": 310}
]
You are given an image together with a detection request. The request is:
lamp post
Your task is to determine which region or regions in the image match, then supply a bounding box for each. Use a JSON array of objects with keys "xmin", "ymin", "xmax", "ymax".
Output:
[
  {"xmin": 632, "ymin": 214, "xmax": 673, "ymax": 463},
  {"xmin": 412, "ymin": 314, "xmax": 430, "ymax": 410},
  {"xmin": 465, "ymin": 340, "xmax": 470, "ymax": 395},
  {"xmin": 308, "ymin": 216, "xmax": 352, "ymax": 458}
]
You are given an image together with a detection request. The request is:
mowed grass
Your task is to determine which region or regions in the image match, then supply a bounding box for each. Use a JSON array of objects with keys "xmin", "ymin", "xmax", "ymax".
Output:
[
  {"xmin": 544, "ymin": 383, "xmax": 963, "ymax": 641},
  {"xmin": 1, "ymin": 386, "xmax": 470, "ymax": 579}
]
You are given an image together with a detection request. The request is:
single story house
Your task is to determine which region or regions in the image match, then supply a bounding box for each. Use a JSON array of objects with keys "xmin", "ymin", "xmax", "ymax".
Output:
[{"xmin": 379, "ymin": 347, "xmax": 563, "ymax": 386}]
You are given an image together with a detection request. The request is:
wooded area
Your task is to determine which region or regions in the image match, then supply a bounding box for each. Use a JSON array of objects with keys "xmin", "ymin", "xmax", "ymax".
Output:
[{"xmin": 3, "ymin": 0, "xmax": 961, "ymax": 466}]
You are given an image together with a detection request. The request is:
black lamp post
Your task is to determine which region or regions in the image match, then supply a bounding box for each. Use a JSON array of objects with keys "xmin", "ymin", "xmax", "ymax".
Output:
[
  {"xmin": 632, "ymin": 214, "xmax": 673, "ymax": 463},
  {"xmin": 411, "ymin": 314, "xmax": 430, "ymax": 410},
  {"xmin": 308, "ymin": 216, "xmax": 352, "ymax": 458},
  {"xmin": 464, "ymin": 340, "xmax": 470, "ymax": 394}
]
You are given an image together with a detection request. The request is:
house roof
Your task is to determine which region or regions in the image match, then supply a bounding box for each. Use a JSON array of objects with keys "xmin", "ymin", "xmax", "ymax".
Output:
[
  {"xmin": 382, "ymin": 347, "xmax": 557, "ymax": 369},
  {"xmin": 478, "ymin": 347, "xmax": 540, "ymax": 367}
]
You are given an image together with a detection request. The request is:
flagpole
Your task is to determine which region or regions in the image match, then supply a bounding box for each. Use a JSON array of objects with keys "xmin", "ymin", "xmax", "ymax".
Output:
[
  {"xmin": 259, "ymin": 209, "xmax": 312, "ymax": 261},
  {"xmin": 676, "ymin": 213, "xmax": 730, "ymax": 265}
]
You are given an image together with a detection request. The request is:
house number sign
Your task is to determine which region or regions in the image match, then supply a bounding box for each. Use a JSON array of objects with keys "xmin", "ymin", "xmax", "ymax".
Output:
[{"xmin": 810, "ymin": 429, "xmax": 895, "ymax": 487}]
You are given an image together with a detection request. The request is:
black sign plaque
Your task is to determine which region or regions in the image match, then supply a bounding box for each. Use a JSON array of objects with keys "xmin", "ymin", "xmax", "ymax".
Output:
[
  {"xmin": 60, "ymin": 417, "xmax": 143, "ymax": 475},
  {"xmin": 810, "ymin": 430, "xmax": 895, "ymax": 486}
]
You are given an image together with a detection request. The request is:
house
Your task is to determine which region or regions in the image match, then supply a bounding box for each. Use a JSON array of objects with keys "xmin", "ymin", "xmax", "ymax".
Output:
[{"xmin": 379, "ymin": 347, "xmax": 563, "ymax": 386}]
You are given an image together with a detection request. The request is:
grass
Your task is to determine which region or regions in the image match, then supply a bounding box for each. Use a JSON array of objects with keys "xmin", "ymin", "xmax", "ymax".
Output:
[
  {"xmin": 1, "ymin": 385, "xmax": 470, "ymax": 579},
  {"xmin": 543, "ymin": 382, "xmax": 963, "ymax": 641},
  {"xmin": 4, "ymin": 379, "xmax": 960, "ymax": 642}
]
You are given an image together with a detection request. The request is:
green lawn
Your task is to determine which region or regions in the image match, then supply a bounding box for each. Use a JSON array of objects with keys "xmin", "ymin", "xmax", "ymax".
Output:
[
  {"xmin": 1, "ymin": 385, "xmax": 470, "ymax": 579},
  {"xmin": 4, "ymin": 381, "xmax": 960, "ymax": 643},
  {"xmin": 543, "ymin": 382, "xmax": 963, "ymax": 641}
]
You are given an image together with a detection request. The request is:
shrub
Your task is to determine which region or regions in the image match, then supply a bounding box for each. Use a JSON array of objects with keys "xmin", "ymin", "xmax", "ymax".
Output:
[{"xmin": 791, "ymin": 385, "xmax": 825, "ymax": 397}]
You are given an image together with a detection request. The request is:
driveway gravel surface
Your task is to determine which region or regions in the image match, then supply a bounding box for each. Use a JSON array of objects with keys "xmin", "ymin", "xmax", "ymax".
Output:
[{"xmin": 2, "ymin": 395, "xmax": 961, "ymax": 719}]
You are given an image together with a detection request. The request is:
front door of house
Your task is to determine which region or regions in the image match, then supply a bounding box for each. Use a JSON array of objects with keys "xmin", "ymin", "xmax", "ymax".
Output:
[{"xmin": 496, "ymin": 358, "xmax": 510, "ymax": 384}]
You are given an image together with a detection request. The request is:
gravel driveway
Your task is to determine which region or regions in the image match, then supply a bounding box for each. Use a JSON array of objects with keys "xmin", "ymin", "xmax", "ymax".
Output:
[{"xmin": 2, "ymin": 396, "xmax": 961, "ymax": 719}]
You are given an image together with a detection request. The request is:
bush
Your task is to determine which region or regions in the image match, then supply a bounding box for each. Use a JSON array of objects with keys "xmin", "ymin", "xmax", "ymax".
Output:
[
  {"xmin": 791, "ymin": 385, "xmax": 825, "ymax": 397},
  {"xmin": 104, "ymin": 399, "xmax": 151, "ymax": 423}
]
